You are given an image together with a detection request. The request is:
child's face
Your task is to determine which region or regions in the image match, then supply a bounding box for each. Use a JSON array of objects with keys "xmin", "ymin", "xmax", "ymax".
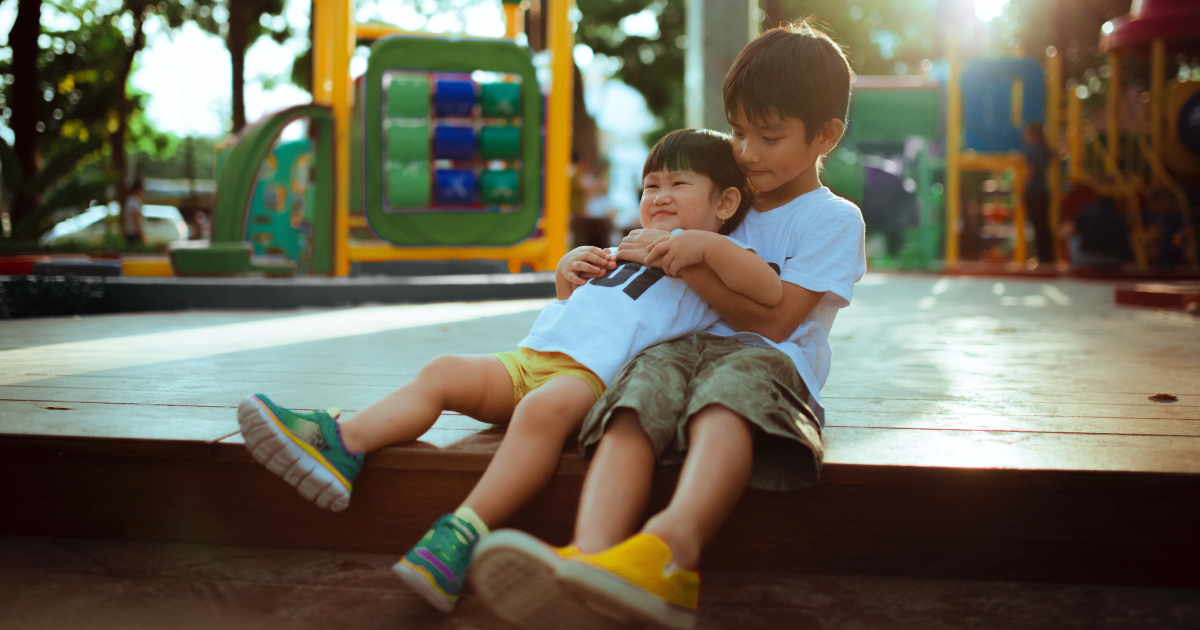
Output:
[
  {"xmin": 639, "ymin": 170, "xmax": 729, "ymax": 233},
  {"xmin": 729, "ymin": 106, "xmax": 828, "ymax": 196}
]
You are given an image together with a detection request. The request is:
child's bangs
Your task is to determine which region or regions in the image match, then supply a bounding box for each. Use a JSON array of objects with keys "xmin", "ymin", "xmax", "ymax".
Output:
[{"xmin": 642, "ymin": 130, "xmax": 728, "ymax": 180}]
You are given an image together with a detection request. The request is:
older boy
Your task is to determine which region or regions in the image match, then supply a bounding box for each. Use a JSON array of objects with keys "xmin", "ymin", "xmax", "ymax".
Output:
[{"xmin": 471, "ymin": 22, "xmax": 866, "ymax": 630}]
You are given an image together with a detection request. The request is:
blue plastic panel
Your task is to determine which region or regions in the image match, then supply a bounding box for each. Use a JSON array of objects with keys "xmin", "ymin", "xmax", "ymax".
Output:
[
  {"xmin": 433, "ymin": 125, "xmax": 477, "ymax": 160},
  {"xmin": 434, "ymin": 169, "xmax": 478, "ymax": 205},
  {"xmin": 434, "ymin": 80, "xmax": 476, "ymax": 118},
  {"xmin": 962, "ymin": 59, "xmax": 1045, "ymax": 153}
]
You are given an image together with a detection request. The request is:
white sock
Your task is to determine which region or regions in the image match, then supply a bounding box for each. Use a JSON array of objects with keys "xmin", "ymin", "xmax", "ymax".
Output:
[{"xmin": 454, "ymin": 506, "xmax": 490, "ymax": 539}]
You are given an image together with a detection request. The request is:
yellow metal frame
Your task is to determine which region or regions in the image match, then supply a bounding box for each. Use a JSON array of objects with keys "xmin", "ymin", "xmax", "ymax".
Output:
[
  {"xmin": 1045, "ymin": 49, "xmax": 1062, "ymax": 263},
  {"xmin": 314, "ymin": 0, "xmax": 573, "ymax": 276},
  {"xmin": 944, "ymin": 34, "xmax": 961, "ymax": 267},
  {"xmin": 945, "ymin": 35, "xmax": 1032, "ymax": 266},
  {"xmin": 959, "ymin": 152, "xmax": 1030, "ymax": 263}
]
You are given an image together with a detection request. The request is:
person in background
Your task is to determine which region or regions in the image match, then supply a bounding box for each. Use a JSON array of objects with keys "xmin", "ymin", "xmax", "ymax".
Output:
[
  {"xmin": 123, "ymin": 179, "xmax": 146, "ymax": 245},
  {"xmin": 1141, "ymin": 189, "xmax": 1186, "ymax": 268},
  {"xmin": 1068, "ymin": 196, "xmax": 1133, "ymax": 271},
  {"xmin": 1022, "ymin": 123, "xmax": 1053, "ymax": 265}
]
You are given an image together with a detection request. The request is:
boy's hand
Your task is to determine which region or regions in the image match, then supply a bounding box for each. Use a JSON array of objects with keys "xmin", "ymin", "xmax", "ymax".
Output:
[
  {"xmin": 618, "ymin": 229, "xmax": 671, "ymax": 265},
  {"xmin": 645, "ymin": 230, "xmax": 711, "ymax": 276},
  {"xmin": 558, "ymin": 246, "xmax": 616, "ymax": 286}
]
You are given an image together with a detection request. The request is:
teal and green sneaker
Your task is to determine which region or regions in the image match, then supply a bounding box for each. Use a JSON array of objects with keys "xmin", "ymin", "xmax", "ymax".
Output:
[
  {"xmin": 393, "ymin": 514, "xmax": 482, "ymax": 612},
  {"xmin": 237, "ymin": 394, "xmax": 363, "ymax": 512}
]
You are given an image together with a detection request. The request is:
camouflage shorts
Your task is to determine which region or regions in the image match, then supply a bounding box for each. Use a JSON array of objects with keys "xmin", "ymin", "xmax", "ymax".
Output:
[{"xmin": 579, "ymin": 333, "xmax": 823, "ymax": 491}]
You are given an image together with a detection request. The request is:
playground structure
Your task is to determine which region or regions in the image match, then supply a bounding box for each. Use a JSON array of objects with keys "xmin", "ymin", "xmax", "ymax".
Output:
[
  {"xmin": 828, "ymin": 0, "xmax": 1199, "ymax": 273},
  {"xmin": 943, "ymin": 0, "xmax": 1200, "ymax": 270},
  {"xmin": 822, "ymin": 75, "xmax": 944, "ymax": 270},
  {"xmin": 177, "ymin": 0, "xmax": 1200, "ymax": 278},
  {"xmin": 179, "ymin": 0, "xmax": 572, "ymax": 277}
]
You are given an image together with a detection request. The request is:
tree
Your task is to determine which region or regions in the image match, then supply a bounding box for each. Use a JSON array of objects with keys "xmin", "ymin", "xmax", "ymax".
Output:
[
  {"xmin": 193, "ymin": 0, "xmax": 289, "ymax": 133},
  {"xmin": 577, "ymin": 0, "xmax": 687, "ymax": 144},
  {"xmin": 7, "ymin": 0, "xmax": 45, "ymax": 233},
  {"xmin": 0, "ymin": 0, "xmax": 215, "ymax": 239}
]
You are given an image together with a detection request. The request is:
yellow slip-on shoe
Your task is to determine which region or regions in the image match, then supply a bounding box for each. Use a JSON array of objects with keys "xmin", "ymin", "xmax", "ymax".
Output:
[
  {"xmin": 470, "ymin": 529, "xmax": 630, "ymax": 630},
  {"xmin": 557, "ymin": 533, "xmax": 699, "ymax": 630}
]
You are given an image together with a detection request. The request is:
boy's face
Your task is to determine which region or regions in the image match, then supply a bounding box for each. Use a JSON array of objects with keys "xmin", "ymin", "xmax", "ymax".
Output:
[
  {"xmin": 729, "ymin": 106, "xmax": 828, "ymax": 197},
  {"xmin": 639, "ymin": 170, "xmax": 726, "ymax": 233}
]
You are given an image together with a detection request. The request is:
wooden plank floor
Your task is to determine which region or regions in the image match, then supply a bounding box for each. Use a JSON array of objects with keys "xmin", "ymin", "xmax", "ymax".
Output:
[
  {"xmin": 3, "ymin": 275, "xmax": 1199, "ymax": 586},
  {"xmin": 3, "ymin": 276, "xmax": 1196, "ymax": 471}
]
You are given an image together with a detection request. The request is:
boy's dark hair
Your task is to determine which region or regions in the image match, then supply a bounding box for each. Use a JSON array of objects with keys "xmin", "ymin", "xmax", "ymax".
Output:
[
  {"xmin": 723, "ymin": 21, "xmax": 853, "ymax": 142},
  {"xmin": 643, "ymin": 129, "xmax": 753, "ymax": 235}
]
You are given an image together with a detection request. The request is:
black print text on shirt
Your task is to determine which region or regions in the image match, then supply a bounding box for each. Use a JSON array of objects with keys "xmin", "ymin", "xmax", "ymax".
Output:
[{"xmin": 589, "ymin": 262, "xmax": 666, "ymax": 300}]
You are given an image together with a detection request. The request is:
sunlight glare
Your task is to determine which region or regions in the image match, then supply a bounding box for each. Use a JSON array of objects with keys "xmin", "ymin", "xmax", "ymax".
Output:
[{"xmin": 975, "ymin": 0, "xmax": 1009, "ymax": 22}]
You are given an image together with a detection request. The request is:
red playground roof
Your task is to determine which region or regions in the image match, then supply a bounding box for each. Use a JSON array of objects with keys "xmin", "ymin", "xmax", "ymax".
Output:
[{"xmin": 1101, "ymin": 0, "xmax": 1200, "ymax": 53}]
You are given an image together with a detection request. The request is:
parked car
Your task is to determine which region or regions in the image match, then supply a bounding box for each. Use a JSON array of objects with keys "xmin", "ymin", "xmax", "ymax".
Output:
[{"xmin": 39, "ymin": 202, "xmax": 189, "ymax": 247}]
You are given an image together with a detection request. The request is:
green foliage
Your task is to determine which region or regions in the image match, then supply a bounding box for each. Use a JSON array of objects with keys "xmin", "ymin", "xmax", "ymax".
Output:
[
  {"xmin": 133, "ymin": 135, "xmax": 217, "ymax": 180},
  {"xmin": 0, "ymin": 0, "xmax": 219, "ymax": 239},
  {"xmin": 780, "ymin": 0, "xmax": 941, "ymax": 75},
  {"xmin": 577, "ymin": 0, "xmax": 686, "ymax": 144}
]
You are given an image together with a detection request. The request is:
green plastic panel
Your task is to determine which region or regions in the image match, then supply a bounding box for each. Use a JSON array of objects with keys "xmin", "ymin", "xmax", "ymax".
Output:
[
  {"xmin": 846, "ymin": 87, "xmax": 942, "ymax": 145},
  {"xmin": 387, "ymin": 162, "xmax": 432, "ymax": 208},
  {"xmin": 479, "ymin": 126, "xmax": 521, "ymax": 161},
  {"xmin": 821, "ymin": 149, "xmax": 864, "ymax": 205},
  {"xmin": 480, "ymin": 169, "xmax": 520, "ymax": 205},
  {"xmin": 481, "ymin": 83, "xmax": 521, "ymax": 118},
  {"xmin": 363, "ymin": 37, "xmax": 542, "ymax": 246},
  {"xmin": 387, "ymin": 74, "xmax": 431, "ymax": 118},
  {"xmin": 386, "ymin": 123, "xmax": 430, "ymax": 162},
  {"xmin": 210, "ymin": 104, "xmax": 336, "ymax": 275}
]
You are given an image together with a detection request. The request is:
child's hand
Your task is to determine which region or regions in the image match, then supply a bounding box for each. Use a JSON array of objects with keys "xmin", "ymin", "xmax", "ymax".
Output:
[
  {"xmin": 645, "ymin": 230, "xmax": 710, "ymax": 276},
  {"xmin": 618, "ymin": 229, "xmax": 671, "ymax": 265},
  {"xmin": 558, "ymin": 246, "xmax": 616, "ymax": 286}
]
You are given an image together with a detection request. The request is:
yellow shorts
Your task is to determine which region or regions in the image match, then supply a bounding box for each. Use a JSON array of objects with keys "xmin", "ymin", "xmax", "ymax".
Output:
[{"xmin": 494, "ymin": 348, "xmax": 606, "ymax": 404}]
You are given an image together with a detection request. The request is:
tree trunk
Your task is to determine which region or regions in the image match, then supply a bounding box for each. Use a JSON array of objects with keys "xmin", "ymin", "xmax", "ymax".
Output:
[
  {"xmin": 228, "ymin": 2, "xmax": 248, "ymax": 133},
  {"xmin": 114, "ymin": 7, "xmax": 148, "ymax": 238},
  {"xmin": 9, "ymin": 0, "xmax": 42, "ymax": 233}
]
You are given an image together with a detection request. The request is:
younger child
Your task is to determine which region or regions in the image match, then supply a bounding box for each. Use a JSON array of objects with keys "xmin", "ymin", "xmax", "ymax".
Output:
[
  {"xmin": 471, "ymin": 22, "xmax": 866, "ymax": 630},
  {"xmin": 236, "ymin": 129, "xmax": 780, "ymax": 613}
]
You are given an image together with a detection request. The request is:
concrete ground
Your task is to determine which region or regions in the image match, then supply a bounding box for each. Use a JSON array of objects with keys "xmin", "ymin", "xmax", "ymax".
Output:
[{"xmin": 3, "ymin": 536, "xmax": 1198, "ymax": 630}]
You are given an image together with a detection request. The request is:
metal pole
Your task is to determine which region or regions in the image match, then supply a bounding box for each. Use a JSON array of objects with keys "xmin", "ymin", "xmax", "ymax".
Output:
[
  {"xmin": 945, "ymin": 33, "xmax": 962, "ymax": 267},
  {"xmin": 1150, "ymin": 38, "xmax": 1165, "ymax": 160},
  {"xmin": 542, "ymin": 0, "xmax": 574, "ymax": 271},
  {"xmin": 1107, "ymin": 53, "xmax": 1121, "ymax": 169},
  {"xmin": 1046, "ymin": 48, "xmax": 1062, "ymax": 263}
]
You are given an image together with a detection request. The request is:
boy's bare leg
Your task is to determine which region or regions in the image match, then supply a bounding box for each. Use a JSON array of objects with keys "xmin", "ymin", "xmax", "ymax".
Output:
[
  {"xmin": 461, "ymin": 375, "xmax": 599, "ymax": 527},
  {"xmin": 339, "ymin": 355, "xmax": 516, "ymax": 454},
  {"xmin": 642, "ymin": 403, "xmax": 754, "ymax": 570},
  {"xmin": 573, "ymin": 409, "xmax": 657, "ymax": 553}
]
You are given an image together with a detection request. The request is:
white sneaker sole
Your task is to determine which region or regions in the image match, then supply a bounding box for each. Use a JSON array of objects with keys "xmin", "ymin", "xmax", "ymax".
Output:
[
  {"xmin": 557, "ymin": 559, "xmax": 697, "ymax": 630},
  {"xmin": 392, "ymin": 558, "xmax": 457, "ymax": 613},
  {"xmin": 470, "ymin": 530, "xmax": 633, "ymax": 630},
  {"xmin": 237, "ymin": 395, "xmax": 351, "ymax": 512}
]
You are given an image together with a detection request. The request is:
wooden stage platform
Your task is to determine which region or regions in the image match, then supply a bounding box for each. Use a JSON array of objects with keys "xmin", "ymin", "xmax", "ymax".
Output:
[{"xmin": 2, "ymin": 274, "xmax": 1198, "ymax": 589}]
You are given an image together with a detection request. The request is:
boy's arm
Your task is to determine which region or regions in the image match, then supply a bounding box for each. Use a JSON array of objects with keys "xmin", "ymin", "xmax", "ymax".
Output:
[
  {"xmin": 645, "ymin": 231, "xmax": 782, "ymax": 306},
  {"xmin": 677, "ymin": 264, "xmax": 824, "ymax": 343}
]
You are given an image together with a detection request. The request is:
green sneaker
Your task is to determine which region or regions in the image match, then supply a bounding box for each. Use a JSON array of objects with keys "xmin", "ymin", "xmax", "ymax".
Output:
[
  {"xmin": 392, "ymin": 514, "xmax": 481, "ymax": 612},
  {"xmin": 237, "ymin": 394, "xmax": 363, "ymax": 512}
]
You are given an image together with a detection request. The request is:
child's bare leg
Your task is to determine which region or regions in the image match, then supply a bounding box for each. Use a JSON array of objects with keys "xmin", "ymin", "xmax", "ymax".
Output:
[
  {"xmin": 573, "ymin": 409, "xmax": 657, "ymax": 553},
  {"xmin": 461, "ymin": 375, "xmax": 599, "ymax": 526},
  {"xmin": 339, "ymin": 355, "xmax": 515, "ymax": 454},
  {"xmin": 642, "ymin": 403, "xmax": 753, "ymax": 570}
]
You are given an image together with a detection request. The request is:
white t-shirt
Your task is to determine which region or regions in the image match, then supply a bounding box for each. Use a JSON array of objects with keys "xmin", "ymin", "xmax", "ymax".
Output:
[
  {"xmin": 704, "ymin": 187, "xmax": 866, "ymax": 426},
  {"xmin": 522, "ymin": 238, "xmax": 749, "ymax": 385}
]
